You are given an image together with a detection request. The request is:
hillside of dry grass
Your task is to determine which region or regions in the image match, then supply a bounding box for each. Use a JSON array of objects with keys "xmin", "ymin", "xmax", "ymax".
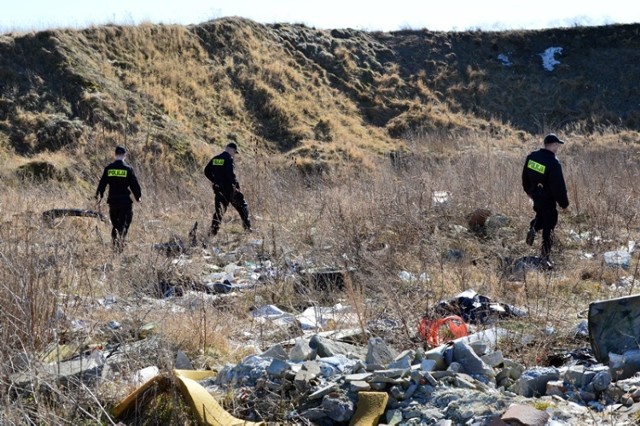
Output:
[{"xmin": 1, "ymin": 18, "xmax": 640, "ymax": 182}]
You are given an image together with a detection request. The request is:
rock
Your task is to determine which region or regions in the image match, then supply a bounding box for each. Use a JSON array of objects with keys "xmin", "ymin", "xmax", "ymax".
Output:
[
  {"xmin": 511, "ymin": 367, "xmax": 560, "ymax": 397},
  {"xmin": 591, "ymin": 370, "xmax": 612, "ymax": 391},
  {"xmin": 419, "ymin": 359, "xmax": 437, "ymax": 372},
  {"xmin": 389, "ymin": 349, "xmax": 414, "ymax": 369},
  {"xmin": 308, "ymin": 383, "xmax": 338, "ymax": 400},
  {"xmin": 350, "ymin": 381, "xmax": 370, "ymax": 391},
  {"xmin": 453, "ymin": 341, "xmax": 495, "ymax": 379},
  {"xmin": 501, "ymin": 404, "xmax": 550, "ymax": 426},
  {"xmin": 385, "ymin": 409, "xmax": 403, "ymax": 426},
  {"xmin": 344, "ymin": 372, "xmax": 371, "ymax": 382},
  {"xmin": 545, "ymin": 380, "xmax": 566, "ymax": 396},
  {"xmin": 175, "ymin": 351, "xmax": 193, "ymax": 370},
  {"xmin": 267, "ymin": 358, "xmax": 290, "ymax": 378},
  {"xmin": 289, "ymin": 338, "xmax": 313, "ymax": 362},
  {"xmin": 366, "ymin": 337, "xmax": 397, "ymax": 367},
  {"xmin": 481, "ymin": 350, "xmax": 504, "ymax": 368},
  {"xmin": 309, "ymin": 334, "xmax": 366, "ymax": 359},
  {"xmin": 261, "ymin": 344, "xmax": 288, "ymax": 360},
  {"xmin": 321, "ymin": 393, "xmax": 354, "ymax": 422}
]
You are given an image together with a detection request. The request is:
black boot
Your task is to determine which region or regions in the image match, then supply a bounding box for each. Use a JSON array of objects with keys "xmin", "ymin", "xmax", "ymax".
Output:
[{"xmin": 526, "ymin": 227, "xmax": 536, "ymax": 246}]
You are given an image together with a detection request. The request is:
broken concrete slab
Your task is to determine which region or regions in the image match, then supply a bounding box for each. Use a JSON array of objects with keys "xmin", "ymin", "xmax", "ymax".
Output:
[{"xmin": 588, "ymin": 293, "xmax": 640, "ymax": 363}]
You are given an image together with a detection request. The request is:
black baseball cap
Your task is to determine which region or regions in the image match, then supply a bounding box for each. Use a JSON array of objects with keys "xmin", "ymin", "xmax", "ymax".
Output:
[
  {"xmin": 544, "ymin": 133, "xmax": 564, "ymax": 144},
  {"xmin": 226, "ymin": 142, "xmax": 239, "ymax": 152},
  {"xmin": 115, "ymin": 146, "xmax": 127, "ymax": 154}
]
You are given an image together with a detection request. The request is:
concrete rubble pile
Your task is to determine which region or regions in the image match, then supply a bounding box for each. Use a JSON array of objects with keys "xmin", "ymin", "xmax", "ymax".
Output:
[{"xmin": 200, "ymin": 327, "xmax": 640, "ymax": 425}]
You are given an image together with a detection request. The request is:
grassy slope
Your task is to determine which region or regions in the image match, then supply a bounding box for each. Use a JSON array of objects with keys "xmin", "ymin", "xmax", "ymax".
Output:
[{"xmin": 1, "ymin": 19, "xmax": 639, "ymax": 183}]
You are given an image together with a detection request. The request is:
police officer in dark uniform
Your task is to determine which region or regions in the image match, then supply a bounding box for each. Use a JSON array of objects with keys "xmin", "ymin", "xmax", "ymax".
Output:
[
  {"xmin": 522, "ymin": 134, "xmax": 569, "ymax": 262},
  {"xmin": 204, "ymin": 142, "xmax": 251, "ymax": 236},
  {"xmin": 96, "ymin": 146, "xmax": 142, "ymax": 252}
]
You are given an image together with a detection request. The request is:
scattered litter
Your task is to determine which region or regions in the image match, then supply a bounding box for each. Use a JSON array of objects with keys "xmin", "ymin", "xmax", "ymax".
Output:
[
  {"xmin": 540, "ymin": 46, "xmax": 562, "ymax": 71},
  {"xmin": 418, "ymin": 315, "xmax": 468, "ymax": 347},
  {"xmin": 429, "ymin": 289, "xmax": 526, "ymax": 325},
  {"xmin": 603, "ymin": 250, "xmax": 631, "ymax": 269},
  {"xmin": 497, "ymin": 53, "xmax": 512, "ymax": 66},
  {"xmin": 432, "ymin": 191, "xmax": 450, "ymax": 205}
]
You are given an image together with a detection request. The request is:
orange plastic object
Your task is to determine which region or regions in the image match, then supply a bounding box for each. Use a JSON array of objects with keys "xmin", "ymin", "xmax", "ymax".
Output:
[{"xmin": 418, "ymin": 315, "xmax": 468, "ymax": 347}]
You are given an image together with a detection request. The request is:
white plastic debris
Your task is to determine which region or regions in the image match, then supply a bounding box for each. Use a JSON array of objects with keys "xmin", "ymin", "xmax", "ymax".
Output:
[
  {"xmin": 497, "ymin": 53, "xmax": 512, "ymax": 66},
  {"xmin": 133, "ymin": 366, "xmax": 159, "ymax": 387},
  {"xmin": 432, "ymin": 191, "xmax": 450, "ymax": 205},
  {"xmin": 540, "ymin": 47, "xmax": 562, "ymax": 71}
]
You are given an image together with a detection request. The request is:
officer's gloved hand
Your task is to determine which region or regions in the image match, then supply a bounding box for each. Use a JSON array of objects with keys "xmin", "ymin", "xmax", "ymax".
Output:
[{"xmin": 234, "ymin": 183, "xmax": 240, "ymax": 191}]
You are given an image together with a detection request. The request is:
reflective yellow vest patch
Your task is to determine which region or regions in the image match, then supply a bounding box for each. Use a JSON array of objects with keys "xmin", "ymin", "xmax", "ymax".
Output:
[
  {"xmin": 108, "ymin": 169, "xmax": 128, "ymax": 177},
  {"xmin": 212, "ymin": 159, "xmax": 225, "ymax": 166},
  {"xmin": 527, "ymin": 160, "xmax": 546, "ymax": 174}
]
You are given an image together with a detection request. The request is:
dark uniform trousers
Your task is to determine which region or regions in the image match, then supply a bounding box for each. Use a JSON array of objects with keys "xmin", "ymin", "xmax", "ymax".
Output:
[
  {"xmin": 211, "ymin": 186, "xmax": 251, "ymax": 235},
  {"xmin": 530, "ymin": 201, "xmax": 558, "ymax": 258},
  {"xmin": 109, "ymin": 203, "xmax": 133, "ymax": 249}
]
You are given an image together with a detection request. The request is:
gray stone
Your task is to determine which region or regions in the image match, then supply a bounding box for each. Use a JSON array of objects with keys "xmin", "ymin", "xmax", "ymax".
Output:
[
  {"xmin": 369, "ymin": 368, "xmax": 407, "ymax": 379},
  {"xmin": 502, "ymin": 404, "xmax": 549, "ymax": 426},
  {"xmin": 366, "ymin": 337, "xmax": 397, "ymax": 367},
  {"xmin": 385, "ymin": 409, "xmax": 403, "ymax": 426},
  {"xmin": 591, "ymin": 370, "xmax": 612, "ymax": 391},
  {"xmin": 349, "ymin": 380, "xmax": 370, "ymax": 391},
  {"xmin": 302, "ymin": 360, "xmax": 322, "ymax": 376},
  {"xmin": 344, "ymin": 372, "xmax": 371, "ymax": 382},
  {"xmin": 261, "ymin": 344, "xmax": 288, "ymax": 360},
  {"xmin": 309, "ymin": 334, "xmax": 366, "ymax": 359},
  {"xmin": 308, "ymin": 383, "xmax": 338, "ymax": 400},
  {"xmin": 289, "ymin": 338, "xmax": 313, "ymax": 362},
  {"xmin": 294, "ymin": 369, "xmax": 318, "ymax": 390},
  {"xmin": 419, "ymin": 359, "xmax": 437, "ymax": 372},
  {"xmin": 511, "ymin": 367, "xmax": 560, "ymax": 397},
  {"xmin": 564, "ymin": 366, "xmax": 586, "ymax": 387},
  {"xmin": 545, "ymin": 380, "xmax": 565, "ymax": 396},
  {"xmin": 175, "ymin": 351, "xmax": 194, "ymax": 370},
  {"xmin": 423, "ymin": 346, "xmax": 447, "ymax": 370},
  {"xmin": 403, "ymin": 382, "xmax": 418, "ymax": 399},
  {"xmin": 503, "ymin": 359, "xmax": 525, "ymax": 380},
  {"xmin": 321, "ymin": 394, "xmax": 354, "ymax": 422},
  {"xmin": 390, "ymin": 385, "xmax": 404, "ymax": 400},
  {"xmin": 447, "ymin": 362, "xmax": 463, "ymax": 373},
  {"xmin": 469, "ymin": 342, "xmax": 488, "ymax": 356},
  {"xmin": 452, "ymin": 341, "xmax": 495, "ymax": 378},
  {"xmin": 423, "ymin": 371, "xmax": 438, "ymax": 386},
  {"xmin": 481, "ymin": 350, "xmax": 504, "ymax": 368},
  {"xmin": 369, "ymin": 381, "xmax": 388, "ymax": 391},
  {"xmin": 267, "ymin": 358, "xmax": 290, "ymax": 378},
  {"xmin": 389, "ymin": 351, "xmax": 413, "ymax": 369}
]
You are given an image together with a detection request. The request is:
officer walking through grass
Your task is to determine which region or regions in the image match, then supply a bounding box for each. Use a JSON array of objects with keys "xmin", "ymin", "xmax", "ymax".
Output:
[
  {"xmin": 204, "ymin": 141, "xmax": 252, "ymax": 236},
  {"xmin": 522, "ymin": 134, "xmax": 569, "ymax": 263},
  {"xmin": 96, "ymin": 146, "xmax": 142, "ymax": 252}
]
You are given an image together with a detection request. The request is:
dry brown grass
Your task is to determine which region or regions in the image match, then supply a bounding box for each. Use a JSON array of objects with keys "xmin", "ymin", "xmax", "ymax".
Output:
[{"xmin": 2, "ymin": 101, "xmax": 640, "ymax": 424}]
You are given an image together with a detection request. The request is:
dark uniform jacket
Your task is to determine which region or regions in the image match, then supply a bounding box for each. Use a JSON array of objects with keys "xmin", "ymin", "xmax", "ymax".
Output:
[
  {"xmin": 522, "ymin": 148, "xmax": 569, "ymax": 209},
  {"xmin": 96, "ymin": 160, "xmax": 142, "ymax": 204},
  {"xmin": 204, "ymin": 151, "xmax": 238, "ymax": 191}
]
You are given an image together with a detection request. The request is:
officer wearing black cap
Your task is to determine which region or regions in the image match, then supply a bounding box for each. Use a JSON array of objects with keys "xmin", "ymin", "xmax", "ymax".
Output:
[
  {"xmin": 96, "ymin": 146, "xmax": 142, "ymax": 252},
  {"xmin": 522, "ymin": 133, "xmax": 569, "ymax": 263},
  {"xmin": 204, "ymin": 141, "xmax": 252, "ymax": 236}
]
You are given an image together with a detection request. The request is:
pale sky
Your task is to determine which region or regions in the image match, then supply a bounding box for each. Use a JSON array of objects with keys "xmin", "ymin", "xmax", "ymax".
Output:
[{"xmin": 1, "ymin": 0, "xmax": 639, "ymax": 33}]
